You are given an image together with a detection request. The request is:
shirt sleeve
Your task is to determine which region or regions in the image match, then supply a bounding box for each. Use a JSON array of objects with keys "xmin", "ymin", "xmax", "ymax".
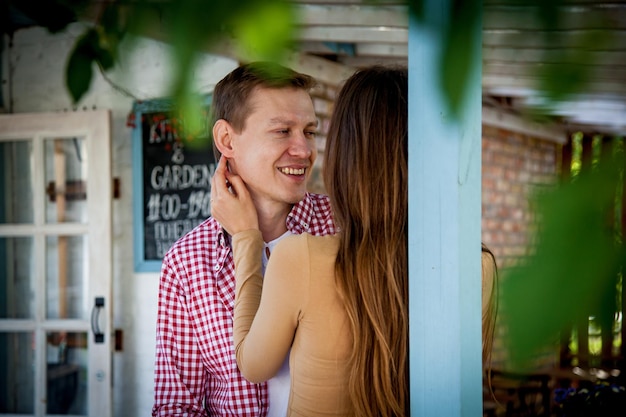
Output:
[
  {"xmin": 152, "ymin": 254, "xmax": 208, "ymax": 417},
  {"xmin": 232, "ymin": 230, "xmax": 304, "ymax": 383}
]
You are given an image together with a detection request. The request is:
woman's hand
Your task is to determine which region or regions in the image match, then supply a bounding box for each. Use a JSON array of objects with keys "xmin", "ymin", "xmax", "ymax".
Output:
[{"xmin": 210, "ymin": 156, "xmax": 259, "ymax": 235}]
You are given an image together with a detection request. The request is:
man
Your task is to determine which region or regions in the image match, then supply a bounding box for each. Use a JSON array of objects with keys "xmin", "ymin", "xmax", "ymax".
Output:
[{"xmin": 152, "ymin": 62, "xmax": 336, "ymax": 416}]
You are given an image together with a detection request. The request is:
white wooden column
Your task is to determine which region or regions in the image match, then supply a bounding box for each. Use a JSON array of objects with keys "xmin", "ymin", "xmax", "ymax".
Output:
[{"xmin": 407, "ymin": 1, "xmax": 483, "ymax": 415}]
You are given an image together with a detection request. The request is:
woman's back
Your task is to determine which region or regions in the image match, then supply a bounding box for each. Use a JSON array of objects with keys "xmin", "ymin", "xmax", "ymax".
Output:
[
  {"xmin": 282, "ymin": 233, "xmax": 352, "ymax": 415},
  {"xmin": 233, "ymin": 232, "xmax": 354, "ymax": 416}
]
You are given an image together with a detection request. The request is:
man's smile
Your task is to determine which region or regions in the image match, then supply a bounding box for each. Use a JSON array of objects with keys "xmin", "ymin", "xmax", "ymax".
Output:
[{"xmin": 278, "ymin": 167, "xmax": 306, "ymax": 175}]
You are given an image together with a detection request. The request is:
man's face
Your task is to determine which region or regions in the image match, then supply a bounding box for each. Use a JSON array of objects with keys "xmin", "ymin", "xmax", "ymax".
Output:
[{"xmin": 228, "ymin": 86, "xmax": 318, "ymax": 209}]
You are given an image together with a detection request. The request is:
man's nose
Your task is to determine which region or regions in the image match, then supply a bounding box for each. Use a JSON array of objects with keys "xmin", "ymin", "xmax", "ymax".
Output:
[{"xmin": 289, "ymin": 131, "xmax": 313, "ymax": 158}]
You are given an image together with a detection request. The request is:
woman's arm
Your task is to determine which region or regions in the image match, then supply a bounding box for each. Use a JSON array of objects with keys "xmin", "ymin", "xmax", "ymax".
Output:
[
  {"xmin": 211, "ymin": 156, "xmax": 301, "ymax": 382},
  {"xmin": 231, "ymin": 231, "xmax": 302, "ymax": 383}
]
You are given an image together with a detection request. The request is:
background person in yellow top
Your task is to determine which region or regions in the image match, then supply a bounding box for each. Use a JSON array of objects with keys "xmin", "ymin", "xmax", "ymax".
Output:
[{"xmin": 211, "ymin": 66, "xmax": 409, "ymax": 417}]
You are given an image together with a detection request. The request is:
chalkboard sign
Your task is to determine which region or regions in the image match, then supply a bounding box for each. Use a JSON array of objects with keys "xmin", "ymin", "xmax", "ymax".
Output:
[{"xmin": 131, "ymin": 97, "xmax": 215, "ymax": 272}]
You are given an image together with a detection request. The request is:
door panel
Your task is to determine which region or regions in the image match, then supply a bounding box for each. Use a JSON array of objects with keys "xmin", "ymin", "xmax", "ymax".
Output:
[
  {"xmin": 0, "ymin": 111, "xmax": 112, "ymax": 417},
  {"xmin": 0, "ymin": 139, "xmax": 34, "ymax": 224}
]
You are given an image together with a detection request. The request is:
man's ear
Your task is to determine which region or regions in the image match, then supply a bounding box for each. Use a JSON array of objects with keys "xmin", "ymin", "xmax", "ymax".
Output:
[{"xmin": 213, "ymin": 119, "xmax": 235, "ymax": 158}]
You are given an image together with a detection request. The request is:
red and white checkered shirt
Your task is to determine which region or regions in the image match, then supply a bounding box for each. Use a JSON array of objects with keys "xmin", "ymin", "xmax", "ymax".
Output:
[{"xmin": 152, "ymin": 193, "xmax": 336, "ymax": 417}]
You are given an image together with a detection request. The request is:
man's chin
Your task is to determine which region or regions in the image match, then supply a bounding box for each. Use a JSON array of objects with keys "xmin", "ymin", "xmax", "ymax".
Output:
[{"xmin": 285, "ymin": 189, "xmax": 307, "ymax": 205}]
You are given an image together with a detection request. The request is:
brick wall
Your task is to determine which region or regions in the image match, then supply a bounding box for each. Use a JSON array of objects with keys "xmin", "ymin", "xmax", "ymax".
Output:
[
  {"xmin": 308, "ymin": 82, "xmax": 338, "ymax": 194},
  {"xmin": 481, "ymin": 125, "xmax": 561, "ymax": 269},
  {"xmin": 482, "ymin": 124, "xmax": 563, "ymax": 368},
  {"xmin": 307, "ymin": 88, "xmax": 566, "ymax": 369},
  {"xmin": 311, "ymin": 103, "xmax": 562, "ymax": 270},
  {"xmin": 310, "ymin": 93, "xmax": 563, "ymax": 271}
]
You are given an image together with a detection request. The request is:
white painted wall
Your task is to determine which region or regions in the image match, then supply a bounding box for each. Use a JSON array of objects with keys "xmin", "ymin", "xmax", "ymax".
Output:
[{"xmin": 2, "ymin": 23, "xmax": 238, "ymax": 417}]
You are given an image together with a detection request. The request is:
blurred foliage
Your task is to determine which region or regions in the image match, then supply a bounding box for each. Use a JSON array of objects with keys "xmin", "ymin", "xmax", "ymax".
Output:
[
  {"xmin": 407, "ymin": 0, "xmax": 482, "ymax": 118},
  {"xmin": 502, "ymin": 138, "xmax": 625, "ymax": 369},
  {"xmin": 3, "ymin": 0, "xmax": 624, "ymax": 369},
  {"xmin": 66, "ymin": 5, "xmax": 126, "ymax": 104},
  {"xmin": 1, "ymin": 0, "xmax": 298, "ymax": 138},
  {"xmin": 3, "ymin": 0, "xmax": 610, "ymax": 129}
]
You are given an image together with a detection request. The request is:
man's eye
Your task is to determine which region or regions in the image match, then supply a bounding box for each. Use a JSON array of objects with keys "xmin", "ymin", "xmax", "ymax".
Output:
[{"xmin": 305, "ymin": 131, "xmax": 317, "ymax": 138}]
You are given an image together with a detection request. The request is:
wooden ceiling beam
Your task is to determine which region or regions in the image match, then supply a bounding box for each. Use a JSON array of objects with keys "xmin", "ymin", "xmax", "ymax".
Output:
[
  {"xmin": 484, "ymin": 4, "xmax": 626, "ymax": 31},
  {"xmin": 296, "ymin": 3, "xmax": 408, "ymax": 27},
  {"xmin": 298, "ymin": 26, "xmax": 408, "ymax": 43}
]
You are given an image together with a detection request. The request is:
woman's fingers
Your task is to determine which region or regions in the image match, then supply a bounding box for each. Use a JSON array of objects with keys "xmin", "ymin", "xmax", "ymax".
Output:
[
  {"xmin": 211, "ymin": 155, "xmax": 227, "ymax": 199},
  {"xmin": 210, "ymin": 156, "xmax": 259, "ymax": 234},
  {"xmin": 224, "ymin": 170, "xmax": 247, "ymax": 200}
]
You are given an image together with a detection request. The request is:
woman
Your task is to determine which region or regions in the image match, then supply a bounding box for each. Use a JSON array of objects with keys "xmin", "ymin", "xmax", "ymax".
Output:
[
  {"xmin": 482, "ymin": 243, "xmax": 499, "ymax": 410},
  {"xmin": 211, "ymin": 66, "xmax": 408, "ymax": 416},
  {"xmin": 482, "ymin": 243, "xmax": 498, "ymax": 367}
]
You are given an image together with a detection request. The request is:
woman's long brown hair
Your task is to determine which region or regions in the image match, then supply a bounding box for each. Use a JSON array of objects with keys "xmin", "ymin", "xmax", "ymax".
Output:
[
  {"xmin": 323, "ymin": 66, "xmax": 408, "ymax": 417},
  {"xmin": 481, "ymin": 243, "xmax": 499, "ymax": 399}
]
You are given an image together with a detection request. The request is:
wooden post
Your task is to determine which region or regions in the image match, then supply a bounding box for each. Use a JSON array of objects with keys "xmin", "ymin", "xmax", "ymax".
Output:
[
  {"xmin": 54, "ymin": 139, "xmax": 68, "ymax": 320},
  {"xmin": 408, "ymin": 0, "xmax": 483, "ymax": 415}
]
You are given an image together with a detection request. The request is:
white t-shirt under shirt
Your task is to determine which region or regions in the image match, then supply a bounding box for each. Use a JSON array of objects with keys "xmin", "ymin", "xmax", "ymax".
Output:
[{"xmin": 262, "ymin": 231, "xmax": 292, "ymax": 417}]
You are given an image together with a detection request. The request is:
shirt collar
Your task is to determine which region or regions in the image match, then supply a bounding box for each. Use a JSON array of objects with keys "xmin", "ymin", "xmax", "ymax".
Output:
[
  {"xmin": 213, "ymin": 192, "xmax": 318, "ymax": 245},
  {"xmin": 209, "ymin": 217, "xmax": 228, "ymax": 249},
  {"xmin": 285, "ymin": 192, "xmax": 314, "ymax": 234}
]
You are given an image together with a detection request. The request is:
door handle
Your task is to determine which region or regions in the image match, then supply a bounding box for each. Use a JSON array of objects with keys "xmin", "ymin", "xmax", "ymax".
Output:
[{"xmin": 91, "ymin": 296, "xmax": 105, "ymax": 343}]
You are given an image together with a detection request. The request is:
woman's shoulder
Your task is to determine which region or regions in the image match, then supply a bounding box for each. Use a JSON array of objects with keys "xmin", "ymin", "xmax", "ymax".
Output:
[
  {"xmin": 292, "ymin": 232, "xmax": 339, "ymax": 248},
  {"xmin": 276, "ymin": 233, "xmax": 339, "ymax": 258}
]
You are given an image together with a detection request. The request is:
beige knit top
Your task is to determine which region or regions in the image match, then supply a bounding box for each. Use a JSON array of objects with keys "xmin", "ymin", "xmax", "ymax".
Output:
[{"xmin": 232, "ymin": 230, "xmax": 354, "ymax": 416}]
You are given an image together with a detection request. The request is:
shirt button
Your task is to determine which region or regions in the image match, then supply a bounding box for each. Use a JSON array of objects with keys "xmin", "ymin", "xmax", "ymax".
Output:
[
  {"xmin": 214, "ymin": 264, "xmax": 220, "ymax": 271},
  {"xmin": 300, "ymin": 221, "xmax": 309, "ymax": 229}
]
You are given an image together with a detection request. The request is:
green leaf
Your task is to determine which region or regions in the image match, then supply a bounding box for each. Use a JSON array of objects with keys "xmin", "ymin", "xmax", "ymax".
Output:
[
  {"xmin": 65, "ymin": 24, "xmax": 119, "ymax": 103},
  {"xmin": 93, "ymin": 6, "xmax": 123, "ymax": 69},
  {"xmin": 65, "ymin": 33, "xmax": 94, "ymax": 104},
  {"xmin": 174, "ymin": 92, "xmax": 210, "ymax": 150},
  {"xmin": 439, "ymin": 0, "xmax": 480, "ymax": 119},
  {"xmin": 406, "ymin": 0, "xmax": 425, "ymax": 22},
  {"xmin": 232, "ymin": 1, "xmax": 297, "ymax": 62},
  {"xmin": 501, "ymin": 155, "xmax": 625, "ymax": 369}
]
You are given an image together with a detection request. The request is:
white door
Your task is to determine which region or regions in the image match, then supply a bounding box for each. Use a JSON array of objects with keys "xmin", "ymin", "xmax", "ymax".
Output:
[{"xmin": 0, "ymin": 111, "xmax": 112, "ymax": 417}]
